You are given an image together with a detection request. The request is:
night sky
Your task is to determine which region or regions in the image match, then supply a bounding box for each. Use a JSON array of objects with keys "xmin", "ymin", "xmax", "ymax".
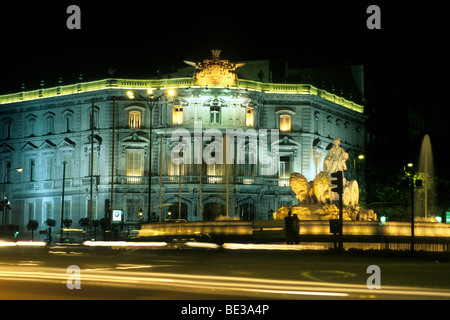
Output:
[{"xmin": 0, "ymin": 1, "xmax": 445, "ymax": 97}]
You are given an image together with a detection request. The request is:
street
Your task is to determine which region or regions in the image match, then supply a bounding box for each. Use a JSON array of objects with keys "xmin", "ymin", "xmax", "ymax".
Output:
[{"xmin": 0, "ymin": 244, "xmax": 450, "ymax": 301}]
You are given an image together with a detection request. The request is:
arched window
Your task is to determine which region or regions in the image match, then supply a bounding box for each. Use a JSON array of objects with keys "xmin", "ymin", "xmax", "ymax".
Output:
[
  {"xmin": 26, "ymin": 115, "xmax": 37, "ymax": 136},
  {"xmin": 62, "ymin": 109, "xmax": 74, "ymax": 132},
  {"xmin": 88, "ymin": 107, "xmax": 99, "ymax": 130},
  {"xmin": 2, "ymin": 118, "xmax": 13, "ymax": 139},
  {"xmin": 125, "ymin": 106, "xmax": 145, "ymax": 129},
  {"xmin": 44, "ymin": 112, "xmax": 55, "ymax": 134}
]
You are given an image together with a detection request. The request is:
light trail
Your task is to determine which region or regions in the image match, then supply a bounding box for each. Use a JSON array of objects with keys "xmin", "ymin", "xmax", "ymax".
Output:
[
  {"xmin": 0, "ymin": 241, "xmax": 46, "ymax": 247},
  {"xmin": 1, "ymin": 265, "xmax": 450, "ymax": 299}
]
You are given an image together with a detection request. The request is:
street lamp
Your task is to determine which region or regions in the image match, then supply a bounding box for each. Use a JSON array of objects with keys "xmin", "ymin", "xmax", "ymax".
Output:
[
  {"xmin": 1, "ymin": 167, "xmax": 23, "ymax": 226},
  {"xmin": 60, "ymin": 161, "xmax": 67, "ymax": 242},
  {"xmin": 405, "ymin": 162, "xmax": 416, "ymax": 252},
  {"xmin": 126, "ymin": 89, "xmax": 176, "ymax": 223}
]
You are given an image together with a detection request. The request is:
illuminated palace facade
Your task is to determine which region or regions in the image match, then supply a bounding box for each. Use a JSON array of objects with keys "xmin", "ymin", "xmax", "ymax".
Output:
[{"xmin": 0, "ymin": 52, "xmax": 366, "ymax": 232}]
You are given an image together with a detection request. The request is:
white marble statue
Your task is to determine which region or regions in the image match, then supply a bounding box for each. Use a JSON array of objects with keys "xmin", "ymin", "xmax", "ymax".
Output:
[{"xmin": 323, "ymin": 138, "xmax": 349, "ymax": 175}]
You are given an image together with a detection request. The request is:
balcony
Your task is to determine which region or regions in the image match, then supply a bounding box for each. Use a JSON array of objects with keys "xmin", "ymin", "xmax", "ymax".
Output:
[{"xmin": 114, "ymin": 175, "xmax": 290, "ymax": 187}]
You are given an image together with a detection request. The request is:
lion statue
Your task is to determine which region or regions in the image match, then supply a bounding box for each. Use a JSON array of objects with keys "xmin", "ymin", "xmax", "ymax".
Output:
[
  {"xmin": 289, "ymin": 172, "xmax": 311, "ymax": 204},
  {"xmin": 313, "ymin": 171, "xmax": 332, "ymax": 204}
]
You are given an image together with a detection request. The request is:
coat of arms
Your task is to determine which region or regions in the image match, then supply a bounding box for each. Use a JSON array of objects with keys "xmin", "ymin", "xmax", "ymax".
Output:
[{"xmin": 184, "ymin": 50, "xmax": 245, "ymax": 86}]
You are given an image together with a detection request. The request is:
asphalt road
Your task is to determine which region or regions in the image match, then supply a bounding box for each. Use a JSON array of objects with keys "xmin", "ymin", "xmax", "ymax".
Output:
[{"xmin": 1, "ymin": 244, "xmax": 450, "ymax": 301}]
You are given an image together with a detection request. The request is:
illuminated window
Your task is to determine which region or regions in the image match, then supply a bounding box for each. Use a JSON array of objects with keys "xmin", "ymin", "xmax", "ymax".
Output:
[
  {"xmin": 126, "ymin": 150, "xmax": 143, "ymax": 177},
  {"xmin": 246, "ymin": 107, "xmax": 254, "ymax": 127},
  {"xmin": 279, "ymin": 115, "xmax": 291, "ymax": 132},
  {"xmin": 173, "ymin": 106, "xmax": 183, "ymax": 125},
  {"xmin": 129, "ymin": 111, "xmax": 141, "ymax": 129}
]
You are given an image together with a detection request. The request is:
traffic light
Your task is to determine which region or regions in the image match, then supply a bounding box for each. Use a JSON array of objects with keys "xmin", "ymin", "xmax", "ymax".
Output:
[
  {"xmin": 329, "ymin": 219, "xmax": 341, "ymax": 234},
  {"xmin": 330, "ymin": 171, "xmax": 344, "ymax": 194}
]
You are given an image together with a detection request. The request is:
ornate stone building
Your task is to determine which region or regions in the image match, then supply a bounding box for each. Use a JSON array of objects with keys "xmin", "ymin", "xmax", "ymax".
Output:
[{"xmin": 0, "ymin": 51, "xmax": 366, "ymax": 234}]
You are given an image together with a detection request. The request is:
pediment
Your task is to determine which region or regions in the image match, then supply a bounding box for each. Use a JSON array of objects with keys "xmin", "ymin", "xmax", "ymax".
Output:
[
  {"xmin": 21, "ymin": 142, "xmax": 38, "ymax": 151},
  {"xmin": 58, "ymin": 137, "xmax": 76, "ymax": 148},
  {"xmin": 122, "ymin": 132, "xmax": 149, "ymax": 144},
  {"xmin": 84, "ymin": 134, "xmax": 102, "ymax": 145},
  {"xmin": 0, "ymin": 143, "xmax": 14, "ymax": 153},
  {"xmin": 40, "ymin": 140, "xmax": 56, "ymax": 149},
  {"xmin": 279, "ymin": 136, "xmax": 300, "ymax": 147}
]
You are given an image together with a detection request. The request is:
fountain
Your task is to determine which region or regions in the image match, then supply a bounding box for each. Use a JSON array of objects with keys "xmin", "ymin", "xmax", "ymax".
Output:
[
  {"xmin": 418, "ymin": 134, "xmax": 435, "ymax": 219},
  {"xmin": 274, "ymin": 137, "xmax": 377, "ymax": 221}
]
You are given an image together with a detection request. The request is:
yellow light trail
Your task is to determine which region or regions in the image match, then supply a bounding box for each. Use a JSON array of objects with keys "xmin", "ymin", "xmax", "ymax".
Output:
[{"xmin": 1, "ymin": 265, "xmax": 450, "ymax": 299}]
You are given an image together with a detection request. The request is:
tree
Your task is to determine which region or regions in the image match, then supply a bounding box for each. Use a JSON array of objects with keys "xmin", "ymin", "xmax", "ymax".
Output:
[{"xmin": 26, "ymin": 220, "xmax": 39, "ymax": 241}]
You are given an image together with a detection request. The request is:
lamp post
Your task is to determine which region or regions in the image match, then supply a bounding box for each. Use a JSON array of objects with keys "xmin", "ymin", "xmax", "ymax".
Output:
[
  {"xmin": 127, "ymin": 89, "xmax": 176, "ymax": 223},
  {"xmin": 353, "ymin": 154, "xmax": 365, "ymax": 180},
  {"xmin": 60, "ymin": 161, "xmax": 67, "ymax": 242},
  {"xmin": 405, "ymin": 163, "xmax": 415, "ymax": 252},
  {"xmin": 1, "ymin": 167, "xmax": 22, "ymax": 227}
]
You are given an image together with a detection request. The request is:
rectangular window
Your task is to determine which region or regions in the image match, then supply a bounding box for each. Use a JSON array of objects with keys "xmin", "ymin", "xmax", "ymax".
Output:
[
  {"xmin": 210, "ymin": 107, "xmax": 220, "ymax": 124},
  {"xmin": 173, "ymin": 106, "xmax": 183, "ymax": 125},
  {"xmin": 45, "ymin": 202, "xmax": 53, "ymax": 220},
  {"xmin": 126, "ymin": 150, "xmax": 143, "ymax": 177},
  {"xmin": 28, "ymin": 119, "xmax": 36, "ymax": 136},
  {"xmin": 129, "ymin": 111, "xmax": 141, "ymax": 129},
  {"xmin": 280, "ymin": 115, "xmax": 291, "ymax": 132},
  {"xmin": 28, "ymin": 203, "xmax": 35, "ymax": 221},
  {"xmin": 47, "ymin": 118, "xmax": 54, "ymax": 134},
  {"xmin": 46, "ymin": 157, "xmax": 53, "ymax": 180},
  {"xmin": 30, "ymin": 159, "xmax": 36, "ymax": 181},
  {"xmin": 279, "ymin": 156, "xmax": 291, "ymax": 178}
]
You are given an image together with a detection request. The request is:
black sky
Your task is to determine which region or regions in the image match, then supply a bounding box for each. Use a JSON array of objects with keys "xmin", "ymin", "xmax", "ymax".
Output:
[{"xmin": 0, "ymin": 1, "xmax": 446, "ymax": 106}]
